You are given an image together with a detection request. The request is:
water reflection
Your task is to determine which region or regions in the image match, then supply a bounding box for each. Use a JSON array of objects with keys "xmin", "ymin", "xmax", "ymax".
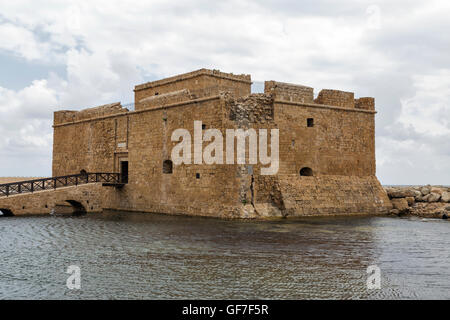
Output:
[{"xmin": 0, "ymin": 212, "xmax": 449, "ymax": 299}]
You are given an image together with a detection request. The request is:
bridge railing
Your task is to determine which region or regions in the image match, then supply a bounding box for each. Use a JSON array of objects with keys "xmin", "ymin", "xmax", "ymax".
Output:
[{"xmin": 0, "ymin": 172, "xmax": 122, "ymax": 197}]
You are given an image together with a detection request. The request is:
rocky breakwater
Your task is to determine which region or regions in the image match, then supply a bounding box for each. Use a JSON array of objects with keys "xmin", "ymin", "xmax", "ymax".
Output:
[{"xmin": 384, "ymin": 186, "xmax": 450, "ymax": 219}]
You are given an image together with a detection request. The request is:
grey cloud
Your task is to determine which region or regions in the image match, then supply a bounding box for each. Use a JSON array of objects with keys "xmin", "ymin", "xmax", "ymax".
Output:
[{"xmin": 0, "ymin": 0, "xmax": 449, "ymax": 185}]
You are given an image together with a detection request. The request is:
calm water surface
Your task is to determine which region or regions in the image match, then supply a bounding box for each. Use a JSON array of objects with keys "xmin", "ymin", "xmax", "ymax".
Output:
[{"xmin": 0, "ymin": 212, "xmax": 449, "ymax": 299}]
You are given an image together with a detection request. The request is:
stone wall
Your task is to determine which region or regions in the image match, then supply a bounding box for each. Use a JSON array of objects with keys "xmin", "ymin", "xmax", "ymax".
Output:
[
  {"xmin": 116, "ymin": 96, "xmax": 246, "ymax": 218},
  {"xmin": 273, "ymin": 100, "xmax": 376, "ymax": 176},
  {"xmin": 138, "ymin": 89, "xmax": 195, "ymax": 109},
  {"xmin": 226, "ymin": 93, "xmax": 274, "ymax": 124},
  {"xmin": 315, "ymin": 89, "xmax": 355, "ymax": 108},
  {"xmin": 264, "ymin": 81, "xmax": 314, "ymax": 103},
  {"xmin": 0, "ymin": 183, "xmax": 117, "ymax": 216},
  {"xmin": 54, "ymin": 102, "xmax": 128, "ymax": 125},
  {"xmin": 134, "ymin": 69, "xmax": 251, "ymax": 110},
  {"xmin": 355, "ymin": 97, "xmax": 375, "ymax": 111},
  {"xmin": 277, "ymin": 175, "xmax": 391, "ymax": 216},
  {"xmin": 53, "ymin": 107, "xmax": 130, "ymax": 176}
]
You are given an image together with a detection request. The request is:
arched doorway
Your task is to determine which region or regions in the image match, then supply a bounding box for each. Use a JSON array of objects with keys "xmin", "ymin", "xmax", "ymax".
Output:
[
  {"xmin": 66, "ymin": 200, "xmax": 87, "ymax": 216},
  {"xmin": 0, "ymin": 208, "xmax": 14, "ymax": 217},
  {"xmin": 300, "ymin": 167, "xmax": 313, "ymax": 176},
  {"xmin": 53, "ymin": 200, "xmax": 87, "ymax": 216}
]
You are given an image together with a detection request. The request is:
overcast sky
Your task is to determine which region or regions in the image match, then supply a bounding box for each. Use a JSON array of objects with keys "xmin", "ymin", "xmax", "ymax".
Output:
[{"xmin": 0, "ymin": 0, "xmax": 449, "ymax": 185}]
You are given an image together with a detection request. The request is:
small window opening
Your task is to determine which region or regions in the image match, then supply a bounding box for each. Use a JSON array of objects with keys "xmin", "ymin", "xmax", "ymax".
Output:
[
  {"xmin": 202, "ymin": 124, "xmax": 206, "ymax": 130},
  {"xmin": 300, "ymin": 167, "xmax": 313, "ymax": 176},
  {"xmin": 196, "ymin": 173, "xmax": 200, "ymax": 179},
  {"xmin": 155, "ymin": 92, "xmax": 159, "ymax": 96},
  {"xmin": 163, "ymin": 160, "xmax": 173, "ymax": 174},
  {"xmin": 307, "ymin": 118, "xmax": 314, "ymax": 127}
]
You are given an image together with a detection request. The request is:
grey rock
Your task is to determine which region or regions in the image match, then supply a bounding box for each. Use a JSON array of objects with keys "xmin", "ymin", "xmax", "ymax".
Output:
[
  {"xmin": 389, "ymin": 209, "xmax": 400, "ymax": 215},
  {"xmin": 427, "ymin": 193, "xmax": 441, "ymax": 202},
  {"xmin": 391, "ymin": 198, "xmax": 409, "ymax": 213},
  {"xmin": 441, "ymin": 192, "xmax": 450, "ymax": 203},
  {"xmin": 405, "ymin": 197, "xmax": 415, "ymax": 206},
  {"xmin": 388, "ymin": 189, "xmax": 416, "ymax": 198},
  {"xmin": 421, "ymin": 187, "xmax": 431, "ymax": 196}
]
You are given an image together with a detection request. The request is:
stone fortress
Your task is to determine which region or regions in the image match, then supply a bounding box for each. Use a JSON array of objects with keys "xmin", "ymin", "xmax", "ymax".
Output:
[{"xmin": 0, "ymin": 68, "xmax": 392, "ymax": 218}]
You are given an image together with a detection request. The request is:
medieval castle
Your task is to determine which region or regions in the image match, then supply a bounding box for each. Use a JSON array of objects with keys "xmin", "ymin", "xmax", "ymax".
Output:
[{"xmin": 0, "ymin": 68, "xmax": 392, "ymax": 218}]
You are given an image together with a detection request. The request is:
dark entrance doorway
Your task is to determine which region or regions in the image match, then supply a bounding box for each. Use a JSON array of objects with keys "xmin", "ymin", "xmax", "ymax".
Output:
[
  {"xmin": 0, "ymin": 209, "xmax": 14, "ymax": 217},
  {"xmin": 120, "ymin": 161, "xmax": 129, "ymax": 183}
]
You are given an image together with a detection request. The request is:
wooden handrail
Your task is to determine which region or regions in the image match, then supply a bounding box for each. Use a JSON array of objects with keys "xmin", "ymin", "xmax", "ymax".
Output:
[{"xmin": 0, "ymin": 172, "xmax": 122, "ymax": 197}]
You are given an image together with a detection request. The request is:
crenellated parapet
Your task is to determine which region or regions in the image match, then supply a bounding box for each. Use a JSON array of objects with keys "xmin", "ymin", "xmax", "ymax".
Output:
[
  {"xmin": 355, "ymin": 97, "xmax": 375, "ymax": 111},
  {"xmin": 315, "ymin": 89, "xmax": 355, "ymax": 108},
  {"xmin": 54, "ymin": 102, "xmax": 129, "ymax": 126},
  {"xmin": 264, "ymin": 81, "xmax": 314, "ymax": 103}
]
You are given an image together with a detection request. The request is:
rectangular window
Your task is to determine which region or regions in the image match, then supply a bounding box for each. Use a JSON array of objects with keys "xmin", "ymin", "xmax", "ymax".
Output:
[{"xmin": 307, "ymin": 118, "xmax": 314, "ymax": 127}]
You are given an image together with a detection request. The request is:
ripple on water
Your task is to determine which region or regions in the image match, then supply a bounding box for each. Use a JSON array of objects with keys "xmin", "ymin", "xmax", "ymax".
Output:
[{"xmin": 0, "ymin": 213, "xmax": 449, "ymax": 299}]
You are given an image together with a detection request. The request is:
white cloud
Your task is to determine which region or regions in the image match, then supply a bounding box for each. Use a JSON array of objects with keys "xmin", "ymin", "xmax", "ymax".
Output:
[
  {"xmin": 0, "ymin": 23, "xmax": 47, "ymax": 60},
  {"xmin": 399, "ymin": 69, "xmax": 450, "ymax": 136},
  {"xmin": 0, "ymin": 82, "xmax": 54, "ymax": 176}
]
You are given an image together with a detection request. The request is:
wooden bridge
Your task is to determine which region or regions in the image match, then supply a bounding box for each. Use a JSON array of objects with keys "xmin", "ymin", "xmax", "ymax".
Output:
[
  {"xmin": 0, "ymin": 172, "xmax": 124, "ymax": 198},
  {"xmin": 0, "ymin": 172, "xmax": 126, "ymax": 216}
]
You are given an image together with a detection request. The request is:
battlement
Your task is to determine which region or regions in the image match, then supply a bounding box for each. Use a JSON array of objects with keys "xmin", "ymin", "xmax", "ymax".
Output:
[
  {"xmin": 53, "ymin": 70, "xmax": 376, "ymax": 127},
  {"xmin": 315, "ymin": 89, "xmax": 355, "ymax": 108},
  {"xmin": 355, "ymin": 97, "xmax": 375, "ymax": 111},
  {"xmin": 134, "ymin": 68, "xmax": 251, "ymax": 111},
  {"xmin": 54, "ymin": 102, "xmax": 129, "ymax": 125},
  {"xmin": 264, "ymin": 81, "xmax": 314, "ymax": 103}
]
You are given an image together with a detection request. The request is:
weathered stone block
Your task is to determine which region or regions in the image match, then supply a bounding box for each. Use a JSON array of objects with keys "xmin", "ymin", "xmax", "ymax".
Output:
[{"xmin": 391, "ymin": 198, "xmax": 409, "ymax": 212}]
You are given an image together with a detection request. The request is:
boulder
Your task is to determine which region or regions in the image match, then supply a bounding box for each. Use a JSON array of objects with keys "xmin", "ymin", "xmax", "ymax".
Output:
[
  {"xmin": 415, "ymin": 194, "xmax": 423, "ymax": 202},
  {"xmin": 241, "ymin": 204, "xmax": 256, "ymax": 218},
  {"xmin": 441, "ymin": 192, "xmax": 450, "ymax": 203},
  {"xmin": 389, "ymin": 209, "xmax": 400, "ymax": 216},
  {"xmin": 427, "ymin": 193, "xmax": 441, "ymax": 202},
  {"xmin": 431, "ymin": 187, "xmax": 444, "ymax": 195},
  {"xmin": 391, "ymin": 198, "xmax": 409, "ymax": 213},
  {"xmin": 387, "ymin": 188, "xmax": 416, "ymax": 198},
  {"xmin": 420, "ymin": 187, "xmax": 431, "ymax": 196},
  {"xmin": 445, "ymin": 206, "xmax": 450, "ymax": 212},
  {"xmin": 405, "ymin": 197, "xmax": 415, "ymax": 206}
]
